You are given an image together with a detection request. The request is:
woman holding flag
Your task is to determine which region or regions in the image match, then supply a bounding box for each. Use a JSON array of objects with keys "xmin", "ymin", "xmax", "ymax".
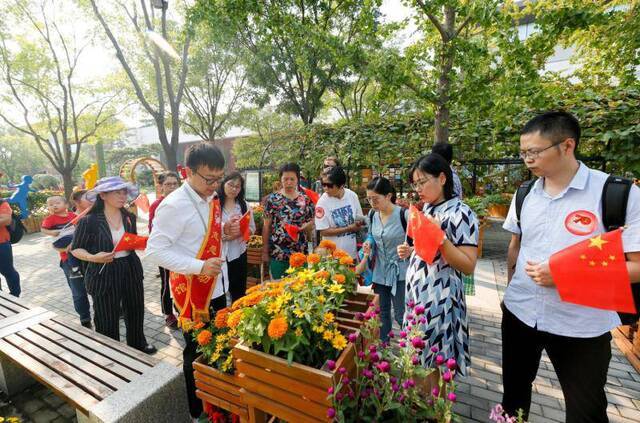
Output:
[
  {"xmin": 71, "ymin": 176, "xmax": 156, "ymax": 354},
  {"xmin": 219, "ymin": 172, "xmax": 255, "ymax": 302},
  {"xmin": 397, "ymin": 153, "xmax": 479, "ymax": 392}
]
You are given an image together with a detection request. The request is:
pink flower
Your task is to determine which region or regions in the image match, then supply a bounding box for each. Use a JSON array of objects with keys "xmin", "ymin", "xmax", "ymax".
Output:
[
  {"xmin": 327, "ymin": 387, "xmax": 334, "ymax": 394},
  {"xmin": 406, "ymin": 313, "xmax": 414, "ymax": 320},
  {"xmin": 342, "ymin": 377, "xmax": 350, "ymax": 384},
  {"xmin": 326, "ymin": 360, "xmax": 336, "ymax": 371},
  {"xmin": 407, "ymin": 379, "xmax": 415, "ymax": 388},
  {"xmin": 411, "ymin": 337, "xmax": 425, "ymax": 350},
  {"xmin": 369, "ymin": 301, "xmax": 376, "ymax": 307},
  {"xmin": 430, "ymin": 346, "xmax": 439, "ymax": 353},
  {"xmin": 348, "ymin": 333, "xmax": 357, "ymax": 343},
  {"xmin": 355, "ymin": 312, "xmax": 364, "ymax": 321},
  {"xmin": 419, "ymin": 317, "xmax": 426, "ymax": 324},
  {"xmin": 447, "ymin": 392, "xmax": 457, "ymax": 402},
  {"xmin": 446, "ymin": 358, "xmax": 457, "ymax": 370},
  {"xmin": 338, "ymin": 367, "xmax": 347, "ymax": 375},
  {"xmin": 412, "ymin": 355, "xmax": 421, "ymax": 365},
  {"xmin": 357, "ymin": 351, "xmax": 366, "ymax": 359},
  {"xmin": 391, "ymin": 383, "xmax": 399, "ymax": 392},
  {"xmin": 431, "ymin": 387, "xmax": 439, "ymax": 397},
  {"xmin": 388, "ymin": 331, "xmax": 395, "ymax": 339},
  {"xmin": 375, "ymin": 361, "xmax": 390, "ymax": 373},
  {"xmin": 368, "ymin": 344, "xmax": 377, "ymax": 352},
  {"xmin": 327, "ymin": 408, "xmax": 336, "ymax": 418},
  {"xmin": 442, "ymin": 370, "xmax": 452, "ymax": 382},
  {"xmin": 414, "ymin": 304, "xmax": 425, "ymax": 315},
  {"xmin": 398, "ymin": 394, "xmax": 405, "ymax": 402},
  {"xmin": 407, "ymin": 299, "xmax": 415, "ymax": 309},
  {"xmin": 363, "ymin": 369, "xmax": 374, "ymax": 379},
  {"xmin": 399, "ymin": 330, "xmax": 407, "ymax": 339},
  {"xmin": 399, "ymin": 341, "xmax": 406, "ymax": 348},
  {"xmin": 369, "ymin": 352, "xmax": 380, "ymax": 363},
  {"xmin": 435, "ymin": 355, "xmax": 445, "ymax": 365}
]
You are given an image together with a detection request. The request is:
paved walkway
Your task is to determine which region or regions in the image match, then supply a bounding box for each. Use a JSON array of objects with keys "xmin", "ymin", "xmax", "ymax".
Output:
[{"xmin": 2, "ymin": 220, "xmax": 639, "ymax": 422}]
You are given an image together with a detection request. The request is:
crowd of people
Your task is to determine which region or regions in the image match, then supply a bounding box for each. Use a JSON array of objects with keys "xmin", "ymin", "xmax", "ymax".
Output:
[{"xmin": 0, "ymin": 111, "xmax": 638, "ymax": 423}]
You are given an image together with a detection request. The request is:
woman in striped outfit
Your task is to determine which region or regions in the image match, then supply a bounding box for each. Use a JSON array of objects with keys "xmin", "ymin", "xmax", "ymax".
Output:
[{"xmin": 71, "ymin": 177, "xmax": 156, "ymax": 354}]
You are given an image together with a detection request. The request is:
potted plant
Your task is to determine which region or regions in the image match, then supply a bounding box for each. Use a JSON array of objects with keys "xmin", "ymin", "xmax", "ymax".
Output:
[{"xmin": 482, "ymin": 193, "xmax": 511, "ymax": 218}]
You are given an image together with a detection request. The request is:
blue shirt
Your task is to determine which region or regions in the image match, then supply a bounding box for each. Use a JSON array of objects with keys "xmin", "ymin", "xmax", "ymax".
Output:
[
  {"xmin": 368, "ymin": 206, "xmax": 410, "ymax": 292},
  {"xmin": 503, "ymin": 163, "xmax": 640, "ymax": 338}
]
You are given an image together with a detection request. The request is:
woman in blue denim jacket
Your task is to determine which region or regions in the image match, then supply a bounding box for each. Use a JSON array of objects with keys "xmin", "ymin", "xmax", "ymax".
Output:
[{"xmin": 364, "ymin": 177, "xmax": 409, "ymax": 343}]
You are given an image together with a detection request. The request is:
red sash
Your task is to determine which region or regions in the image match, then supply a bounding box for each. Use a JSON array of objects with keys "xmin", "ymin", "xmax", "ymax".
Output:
[{"xmin": 169, "ymin": 197, "xmax": 222, "ymax": 330}]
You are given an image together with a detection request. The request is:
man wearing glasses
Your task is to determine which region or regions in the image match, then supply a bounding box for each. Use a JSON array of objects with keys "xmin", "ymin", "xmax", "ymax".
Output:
[
  {"xmin": 147, "ymin": 142, "xmax": 240, "ymax": 421},
  {"xmin": 500, "ymin": 111, "xmax": 640, "ymax": 422}
]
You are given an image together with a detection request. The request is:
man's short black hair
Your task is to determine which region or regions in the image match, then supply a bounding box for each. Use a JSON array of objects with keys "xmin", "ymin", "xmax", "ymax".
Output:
[
  {"xmin": 186, "ymin": 142, "xmax": 225, "ymax": 170},
  {"xmin": 521, "ymin": 111, "xmax": 581, "ymax": 151},
  {"xmin": 279, "ymin": 162, "xmax": 301, "ymax": 181},
  {"xmin": 431, "ymin": 143, "xmax": 453, "ymax": 164},
  {"xmin": 322, "ymin": 166, "xmax": 347, "ymax": 187}
]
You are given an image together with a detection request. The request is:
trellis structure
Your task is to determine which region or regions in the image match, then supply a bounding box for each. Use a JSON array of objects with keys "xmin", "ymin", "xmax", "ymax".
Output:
[{"xmin": 118, "ymin": 157, "xmax": 167, "ymax": 196}]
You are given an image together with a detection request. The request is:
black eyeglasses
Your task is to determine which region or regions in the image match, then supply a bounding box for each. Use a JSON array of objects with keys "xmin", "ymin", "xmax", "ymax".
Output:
[
  {"xmin": 195, "ymin": 170, "xmax": 224, "ymax": 186},
  {"xmin": 322, "ymin": 182, "xmax": 335, "ymax": 188},
  {"xmin": 519, "ymin": 140, "xmax": 566, "ymax": 160}
]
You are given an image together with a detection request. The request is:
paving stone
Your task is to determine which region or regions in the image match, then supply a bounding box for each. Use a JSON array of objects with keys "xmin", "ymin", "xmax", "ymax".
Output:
[
  {"xmin": 541, "ymin": 405, "xmax": 566, "ymax": 422},
  {"xmin": 452, "ymin": 402, "xmax": 471, "ymax": 418},
  {"xmin": 606, "ymin": 393, "xmax": 636, "ymax": 408},
  {"xmin": 41, "ymin": 393, "xmax": 65, "ymax": 409},
  {"xmin": 470, "ymin": 386, "xmax": 502, "ymax": 403},
  {"xmin": 618, "ymin": 405, "xmax": 640, "ymax": 421},
  {"xmin": 22, "ymin": 398, "xmax": 46, "ymax": 414},
  {"xmin": 31, "ymin": 408, "xmax": 61, "ymax": 423},
  {"xmin": 57, "ymin": 403, "xmax": 76, "ymax": 418}
]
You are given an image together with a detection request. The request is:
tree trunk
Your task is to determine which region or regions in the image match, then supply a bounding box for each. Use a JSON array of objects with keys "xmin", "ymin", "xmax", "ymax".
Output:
[
  {"xmin": 434, "ymin": 6, "xmax": 456, "ymax": 145},
  {"xmin": 95, "ymin": 141, "xmax": 106, "ymax": 178},
  {"xmin": 61, "ymin": 170, "xmax": 74, "ymax": 200}
]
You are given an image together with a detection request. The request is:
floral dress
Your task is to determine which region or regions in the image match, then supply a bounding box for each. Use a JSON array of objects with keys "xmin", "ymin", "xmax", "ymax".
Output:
[
  {"xmin": 265, "ymin": 191, "xmax": 315, "ymax": 261},
  {"xmin": 404, "ymin": 197, "xmax": 479, "ymax": 376}
]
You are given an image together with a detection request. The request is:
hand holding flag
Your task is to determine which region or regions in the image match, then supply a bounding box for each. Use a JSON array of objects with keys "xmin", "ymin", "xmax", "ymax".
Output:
[
  {"xmin": 133, "ymin": 193, "xmax": 150, "ymax": 214},
  {"xmin": 284, "ymin": 223, "xmax": 301, "ymax": 242},
  {"xmin": 238, "ymin": 211, "xmax": 251, "ymax": 242},
  {"xmin": 406, "ymin": 205, "xmax": 445, "ymax": 264},
  {"xmin": 548, "ymin": 228, "xmax": 636, "ymax": 313}
]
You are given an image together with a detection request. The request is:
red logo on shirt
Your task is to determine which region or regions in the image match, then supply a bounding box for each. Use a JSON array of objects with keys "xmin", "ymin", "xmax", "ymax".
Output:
[
  {"xmin": 564, "ymin": 210, "xmax": 598, "ymax": 236},
  {"xmin": 315, "ymin": 207, "xmax": 325, "ymax": 219}
]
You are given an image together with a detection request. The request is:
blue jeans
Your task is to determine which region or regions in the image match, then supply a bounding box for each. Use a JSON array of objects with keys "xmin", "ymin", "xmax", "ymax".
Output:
[
  {"xmin": 373, "ymin": 281, "xmax": 406, "ymax": 343},
  {"xmin": 60, "ymin": 260, "xmax": 91, "ymax": 322},
  {"xmin": 0, "ymin": 241, "xmax": 20, "ymax": 297}
]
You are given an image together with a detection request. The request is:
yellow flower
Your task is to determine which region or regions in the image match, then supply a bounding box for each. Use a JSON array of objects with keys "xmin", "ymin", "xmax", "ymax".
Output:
[
  {"xmin": 317, "ymin": 295, "xmax": 326, "ymax": 304},
  {"xmin": 279, "ymin": 291, "xmax": 292, "ymax": 303},
  {"xmin": 323, "ymin": 330, "xmax": 334, "ymax": 341},
  {"xmin": 293, "ymin": 308, "xmax": 305, "ymax": 318},
  {"xmin": 324, "ymin": 312, "xmax": 335, "ymax": 324},
  {"xmin": 327, "ymin": 283, "xmax": 345, "ymax": 294},
  {"xmin": 210, "ymin": 352, "xmax": 220, "ymax": 363},
  {"xmin": 266, "ymin": 301, "xmax": 281, "ymax": 315},
  {"xmin": 313, "ymin": 325, "xmax": 325, "ymax": 333},
  {"xmin": 227, "ymin": 309, "xmax": 244, "ymax": 328},
  {"xmin": 332, "ymin": 333, "xmax": 348, "ymax": 350},
  {"xmin": 216, "ymin": 334, "xmax": 227, "ymax": 344},
  {"xmin": 295, "ymin": 327, "xmax": 303, "ymax": 337},
  {"xmin": 285, "ymin": 267, "xmax": 296, "ymax": 274}
]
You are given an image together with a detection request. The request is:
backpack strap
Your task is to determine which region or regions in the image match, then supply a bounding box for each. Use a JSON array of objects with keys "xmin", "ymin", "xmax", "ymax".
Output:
[
  {"xmin": 601, "ymin": 176, "xmax": 632, "ymax": 231},
  {"xmin": 515, "ymin": 179, "xmax": 536, "ymax": 230},
  {"xmin": 400, "ymin": 207, "xmax": 414, "ymax": 246}
]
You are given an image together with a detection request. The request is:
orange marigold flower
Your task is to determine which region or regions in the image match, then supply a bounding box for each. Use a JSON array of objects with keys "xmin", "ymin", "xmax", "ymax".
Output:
[
  {"xmin": 267, "ymin": 317, "xmax": 288, "ymax": 340},
  {"xmin": 266, "ymin": 288, "xmax": 283, "ymax": 298},
  {"xmin": 339, "ymin": 255, "xmax": 354, "ymax": 265},
  {"xmin": 307, "ymin": 253, "xmax": 321, "ymax": 265},
  {"xmin": 315, "ymin": 270, "xmax": 330, "ymax": 280},
  {"xmin": 332, "ymin": 249, "xmax": 349, "ymax": 259},
  {"xmin": 214, "ymin": 308, "xmax": 231, "ymax": 329},
  {"xmin": 289, "ymin": 252, "xmax": 307, "ymax": 268},
  {"xmin": 197, "ymin": 330, "xmax": 212, "ymax": 346},
  {"xmin": 194, "ymin": 321, "xmax": 206, "ymax": 330},
  {"xmin": 319, "ymin": 240, "xmax": 337, "ymax": 251},
  {"xmin": 227, "ymin": 309, "xmax": 245, "ymax": 328},
  {"xmin": 333, "ymin": 274, "xmax": 346, "ymax": 284},
  {"xmin": 242, "ymin": 292, "xmax": 264, "ymax": 307},
  {"xmin": 246, "ymin": 284, "xmax": 263, "ymax": 294}
]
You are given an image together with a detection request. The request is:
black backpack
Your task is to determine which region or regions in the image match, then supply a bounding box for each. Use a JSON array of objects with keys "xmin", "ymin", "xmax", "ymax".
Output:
[
  {"xmin": 1, "ymin": 200, "xmax": 25, "ymax": 244},
  {"xmin": 515, "ymin": 176, "xmax": 639, "ymax": 324}
]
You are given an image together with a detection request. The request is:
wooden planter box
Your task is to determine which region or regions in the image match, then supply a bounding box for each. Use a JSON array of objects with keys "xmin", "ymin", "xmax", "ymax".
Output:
[
  {"xmin": 336, "ymin": 291, "xmax": 379, "ymax": 330},
  {"xmin": 233, "ymin": 333, "xmax": 357, "ymax": 423},
  {"xmin": 193, "ymin": 355, "xmax": 249, "ymax": 422}
]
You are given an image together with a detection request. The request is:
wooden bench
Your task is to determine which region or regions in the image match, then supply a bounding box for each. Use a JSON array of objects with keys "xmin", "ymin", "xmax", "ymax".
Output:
[{"xmin": 0, "ymin": 292, "xmax": 189, "ymax": 422}]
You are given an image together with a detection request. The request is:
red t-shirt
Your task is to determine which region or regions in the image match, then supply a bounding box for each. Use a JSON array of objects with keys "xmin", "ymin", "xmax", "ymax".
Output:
[
  {"xmin": 0, "ymin": 202, "xmax": 11, "ymax": 244},
  {"xmin": 42, "ymin": 212, "xmax": 77, "ymax": 261},
  {"xmin": 148, "ymin": 196, "xmax": 165, "ymax": 232}
]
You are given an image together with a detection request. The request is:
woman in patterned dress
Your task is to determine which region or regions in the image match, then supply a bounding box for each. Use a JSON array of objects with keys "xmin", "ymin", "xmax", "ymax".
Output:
[
  {"xmin": 397, "ymin": 153, "xmax": 479, "ymax": 392},
  {"xmin": 261, "ymin": 163, "xmax": 315, "ymax": 279}
]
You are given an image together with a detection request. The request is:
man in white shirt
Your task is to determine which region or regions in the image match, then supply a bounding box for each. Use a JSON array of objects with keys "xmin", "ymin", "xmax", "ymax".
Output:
[
  {"xmin": 315, "ymin": 166, "xmax": 364, "ymax": 258},
  {"xmin": 146, "ymin": 143, "xmax": 240, "ymax": 421},
  {"xmin": 501, "ymin": 112, "xmax": 640, "ymax": 422}
]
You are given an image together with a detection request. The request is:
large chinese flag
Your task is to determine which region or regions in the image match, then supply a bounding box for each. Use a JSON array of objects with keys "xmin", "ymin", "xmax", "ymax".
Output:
[
  {"xmin": 113, "ymin": 233, "xmax": 148, "ymax": 252},
  {"xmin": 549, "ymin": 229, "xmax": 636, "ymax": 313},
  {"xmin": 301, "ymin": 186, "xmax": 320, "ymax": 205},
  {"xmin": 284, "ymin": 223, "xmax": 300, "ymax": 242},
  {"xmin": 407, "ymin": 205, "xmax": 445, "ymax": 264},
  {"xmin": 238, "ymin": 211, "xmax": 251, "ymax": 242}
]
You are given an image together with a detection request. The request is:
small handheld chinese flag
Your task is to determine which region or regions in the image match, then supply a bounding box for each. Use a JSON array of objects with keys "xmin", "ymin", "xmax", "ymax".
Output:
[
  {"xmin": 301, "ymin": 186, "xmax": 320, "ymax": 205},
  {"xmin": 113, "ymin": 233, "xmax": 148, "ymax": 252},
  {"xmin": 284, "ymin": 223, "xmax": 300, "ymax": 242},
  {"xmin": 549, "ymin": 229, "xmax": 636, "ymax": 313},
  {"xmin": 407, "ymin": 205, "xmax": 445, "ymax": 264},
  {"xmin": 238, "ymin": 211, "xmax": 251, "ymax": 242},
  {"xmin": 69, "ymin": 207, "xmax": 90, "ymax": 226},
  {"xmin": 133, "ymin": 193, "xmax": 150, "ymax": 214}
]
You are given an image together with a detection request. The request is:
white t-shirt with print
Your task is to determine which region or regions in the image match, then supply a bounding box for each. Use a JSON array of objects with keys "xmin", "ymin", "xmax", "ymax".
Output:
[{"xmin": 315, "ymin": 188, "xmax": 363, "ymax": 258}]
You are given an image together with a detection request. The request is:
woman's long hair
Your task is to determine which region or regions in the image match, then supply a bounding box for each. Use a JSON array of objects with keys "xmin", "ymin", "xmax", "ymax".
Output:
[{"xmin": 217, "ymin": 172, "xmax": 246, "ymax": 206}]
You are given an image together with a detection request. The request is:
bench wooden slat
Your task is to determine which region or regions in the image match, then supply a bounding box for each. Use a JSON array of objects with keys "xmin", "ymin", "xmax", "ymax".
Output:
[
  {"xmin": 16, "ymin": 328, "xmax": 130, "ymax": 391},
  {"xmin": 0, "ymin": 339, "xmax": 99, "ymax": 414},
  {"xmin": 4, "ymin": 333, "xmax": 115, "ymax": 400},
  {"xmin": 0, "ymin": 309, "xmax": 56, "ymax": 337},
  {"xmin": 30, "ymin": 324, "xmax": 141, "ymax": 381},
  {"xmin": 42, "ymin": 320, "xmax": 155, "ymax": 373}
]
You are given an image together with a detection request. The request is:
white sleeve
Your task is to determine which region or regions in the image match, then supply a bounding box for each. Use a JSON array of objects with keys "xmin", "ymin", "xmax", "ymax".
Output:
[
  {"xmin": 353, "ymin": 191, "xmax": 363, "ymax": 217},
  {"xmin": 249, "ymin": 207, "xmax": 257, "ymax": 235},
  {"xmin": 502, "ymin": 192, "xmax": 521, "ymax": 235},
  {"xmin": 622, "ymin": 184, "xmax": 640, "ymax": 253},
  {"xmin": 315, "ymin": 197, "xmax": 331, "ymax": 230},
  {"xmin": 146, "ymin": 201, "xmax": 204, "ymax": 275}
]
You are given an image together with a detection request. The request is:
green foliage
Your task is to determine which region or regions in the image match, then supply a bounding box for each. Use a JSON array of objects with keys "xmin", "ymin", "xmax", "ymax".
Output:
[{"xmin": 0, "ymin": 189, "xmax": 63, "ymax": 217}]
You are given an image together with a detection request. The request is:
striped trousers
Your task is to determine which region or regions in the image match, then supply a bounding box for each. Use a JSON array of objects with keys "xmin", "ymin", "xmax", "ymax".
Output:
[{"xmin": 91, "ymin": 256, "xmax": 147, "ymax": 350}]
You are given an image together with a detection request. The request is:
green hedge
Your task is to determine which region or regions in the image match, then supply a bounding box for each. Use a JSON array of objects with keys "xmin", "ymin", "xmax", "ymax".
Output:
[{"xmin": 0, "ymin": 190, "xmax": 64, "ymax": 217}]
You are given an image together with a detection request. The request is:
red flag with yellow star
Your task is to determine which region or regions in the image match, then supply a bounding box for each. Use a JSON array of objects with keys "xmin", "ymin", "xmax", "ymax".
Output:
[
  {"xmin": 549, "ymin": 229, "xmax": 636, "ymax": 313},
  {"xmin": 113, "ymin": 233, "xmax": 148, "ymax": 252},
  {"xmin": 238, "ymin": 211, "xmax": 251, "ymax": 242}
]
